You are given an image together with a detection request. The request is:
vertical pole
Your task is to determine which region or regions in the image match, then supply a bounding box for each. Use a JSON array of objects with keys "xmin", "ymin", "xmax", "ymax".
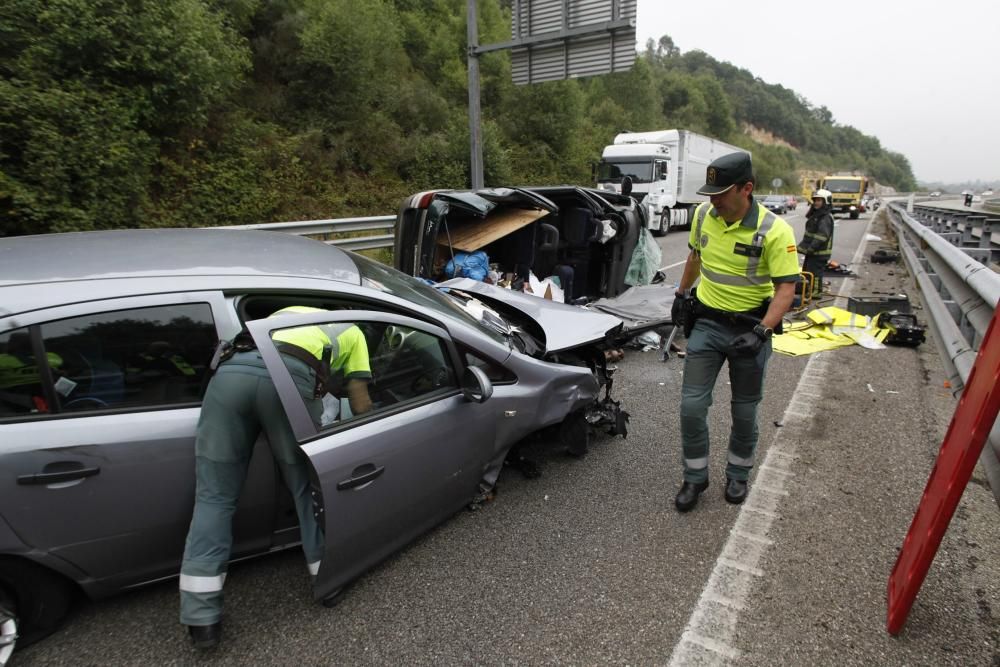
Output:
[{"xmin": 467, "ymin": 0, "xmax": 484, "ymax": 189}]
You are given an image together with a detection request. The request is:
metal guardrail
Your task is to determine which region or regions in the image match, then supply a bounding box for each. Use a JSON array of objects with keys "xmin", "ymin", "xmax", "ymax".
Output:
[
  {"xmin": 887, "ymin": 202, "xmax": 1000, "ymax": 507},
  {"xmin": 213, "ymin": 215, "xmax": 396, "ymax": 251}
]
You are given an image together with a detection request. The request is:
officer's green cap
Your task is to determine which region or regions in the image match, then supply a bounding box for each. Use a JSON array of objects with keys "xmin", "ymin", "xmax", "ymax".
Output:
[{"xmin": 697, "ymin": 152, "xmax": 753, "ymax": 196}]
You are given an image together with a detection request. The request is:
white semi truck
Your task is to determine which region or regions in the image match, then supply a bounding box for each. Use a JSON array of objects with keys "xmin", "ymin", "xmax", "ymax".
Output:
[{"xmin": 595, "ymin": 129, "xmax": 749, "ymax": 235}]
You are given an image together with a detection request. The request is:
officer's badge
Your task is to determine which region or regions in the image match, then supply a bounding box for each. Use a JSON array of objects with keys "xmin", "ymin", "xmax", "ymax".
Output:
[
  {"xmin": 707, "ymin": 167, "xmax": 717, "ymax": 185},
  {"xmin": 700, "ymin": 234, "xmax": 709, "ymax": 248}
]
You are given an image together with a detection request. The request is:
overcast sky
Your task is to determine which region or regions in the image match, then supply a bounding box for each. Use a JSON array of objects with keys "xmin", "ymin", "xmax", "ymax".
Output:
[{"xmin": 634, "ymin": 0, "xmax": 997, "ymax": 184}]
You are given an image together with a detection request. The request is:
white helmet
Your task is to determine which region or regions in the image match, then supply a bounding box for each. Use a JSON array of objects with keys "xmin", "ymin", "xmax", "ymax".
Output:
[{"xmin": 812, "ymin": 189, "xmax": 832, "ymax": 206}]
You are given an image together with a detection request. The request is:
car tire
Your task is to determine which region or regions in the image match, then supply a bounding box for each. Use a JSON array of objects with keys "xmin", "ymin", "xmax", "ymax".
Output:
[
  {"xmin": 0, "ymin": 558, "xmax": 75, "ymax": 651},
  {"xmin": 651, "ymin": 212, "xmax": 668, "ymax": 237}
]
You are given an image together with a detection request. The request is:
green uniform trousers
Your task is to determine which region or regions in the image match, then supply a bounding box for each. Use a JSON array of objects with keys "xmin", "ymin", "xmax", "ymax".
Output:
[
  {"xmin": 180, "ymin": 352, "xmax": 323, "ymax": 627},
  {"xmin": 679, "ymin": 318, "xmax": 772, "ymax": 484}
]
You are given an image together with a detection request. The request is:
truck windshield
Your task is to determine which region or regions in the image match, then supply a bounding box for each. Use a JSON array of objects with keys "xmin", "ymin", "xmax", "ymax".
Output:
[
  {"xmin": 597, "ymin": 161, "xmax": 652, "ymax": 184},
  {"xmin": 823, "ymin": 179, "xmax": 864, "ymax": 194}
]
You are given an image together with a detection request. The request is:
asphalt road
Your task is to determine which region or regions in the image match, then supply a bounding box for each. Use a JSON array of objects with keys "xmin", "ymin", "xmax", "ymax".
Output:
[{"xmin": 15, "ymin": 206, "xmax": 1000, "ymax": 665}]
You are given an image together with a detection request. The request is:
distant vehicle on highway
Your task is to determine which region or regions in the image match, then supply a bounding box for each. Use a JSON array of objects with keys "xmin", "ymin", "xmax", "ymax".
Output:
[
  {"xmin": 785, "ymin": 195, "xmax": 798, "ymax": 210},
  {"xmin": 982, "ymin": 190, "xmax": 994, "ymax": 196},
  {"xmin": 930, "ymin": 191, "xmax": 941, "ymax": 197},
  {"xmin": 760, "ymin": 195, "xmax": 788, "ymax": 214}
]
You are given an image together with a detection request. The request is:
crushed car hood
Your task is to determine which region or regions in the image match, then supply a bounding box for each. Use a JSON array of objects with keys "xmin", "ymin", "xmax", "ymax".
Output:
[
  {"xmin": 439, "ymin": 278, "xmax": 669, "ymax": 354},
  {"xmin": 439, "ymin": 278, "xmax": 621, "ymax": 353}
]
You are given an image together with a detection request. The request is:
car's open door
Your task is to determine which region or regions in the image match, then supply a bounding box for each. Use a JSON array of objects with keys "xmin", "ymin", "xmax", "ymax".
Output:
[{"xmin": 246, "ymin": 309, "xmax": 496, "ymax": 601}]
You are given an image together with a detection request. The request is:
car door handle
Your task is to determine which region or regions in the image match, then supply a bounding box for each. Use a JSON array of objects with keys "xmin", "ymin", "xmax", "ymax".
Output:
[
  {"xmin": 17, "ymin": 465, "xmax": 101, "ymax": 485},
  {"xmin": 336, "ymin": 464, "xmax": 385, "ymax": 491}
]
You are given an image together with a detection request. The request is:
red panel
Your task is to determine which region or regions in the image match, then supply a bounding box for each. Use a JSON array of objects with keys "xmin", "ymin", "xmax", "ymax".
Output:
[{"xmin": 886, "ymin": 302, "xmax": 1000, "ymax": 635}]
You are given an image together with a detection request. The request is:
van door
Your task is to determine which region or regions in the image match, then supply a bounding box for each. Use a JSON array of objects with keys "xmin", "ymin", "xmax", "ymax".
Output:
[{"xmin": 246, "ymin": 308, "xmax": 496, "ymax": 601}]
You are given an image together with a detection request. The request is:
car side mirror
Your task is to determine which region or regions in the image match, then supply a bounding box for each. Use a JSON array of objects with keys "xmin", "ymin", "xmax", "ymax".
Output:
[{"xmin": 461, "ymin": 366, "xmax": 493, "ymax": 403}]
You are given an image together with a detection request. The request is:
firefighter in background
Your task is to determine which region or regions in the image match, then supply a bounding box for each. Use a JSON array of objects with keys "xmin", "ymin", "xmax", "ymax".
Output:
[
  {"xmin": 798, "ymin": 189, "xmax": 835, "ymax": 298},
  {"xmin": 179, "ymin": 306, "xmax": 372, "ymax": 650}
]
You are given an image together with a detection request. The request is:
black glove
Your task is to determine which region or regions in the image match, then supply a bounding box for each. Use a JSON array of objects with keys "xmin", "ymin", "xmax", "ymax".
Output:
[
  {"xmin": 671, "ymin": 292, "xmax": 685, "ymax": 328},
  {"xmin": 728, "ymin": 324, "xmax": 772, "ymax": 357}
]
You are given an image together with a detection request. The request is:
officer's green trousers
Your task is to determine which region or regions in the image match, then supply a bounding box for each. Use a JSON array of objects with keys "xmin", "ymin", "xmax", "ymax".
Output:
[
  {"xmin": 679, "ymin": 318, "xmax": 772, "ymax": 484},
  {"xmin": 180, "ymin": 353, "xmax": 323, "ymax": 627}
]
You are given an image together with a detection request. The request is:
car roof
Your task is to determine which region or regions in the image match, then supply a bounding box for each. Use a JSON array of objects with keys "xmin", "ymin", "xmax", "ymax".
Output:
[{"xmin": 0, "ymin": 229, "xmax": 360, "ymax": 287}]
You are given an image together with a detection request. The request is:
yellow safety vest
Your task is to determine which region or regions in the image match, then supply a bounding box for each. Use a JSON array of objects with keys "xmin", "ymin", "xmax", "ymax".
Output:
[
  {"xmin": 689, "ymin": 201, "xmax": 800, "ymax": 312},
  {"xmin": 270, "ymin": 306, "xmax": 371, "ymax": 379}
]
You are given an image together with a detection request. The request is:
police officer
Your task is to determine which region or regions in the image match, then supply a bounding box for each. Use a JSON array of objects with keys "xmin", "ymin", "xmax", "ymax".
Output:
[
  {"xmin": 179, "ymin": 306, "xmax": 372, "ymax": 649},
  {"xmin": 672, "ymin": 153, "xmax": 799, "ymax": 512},
  {"xmin": 798, "ymin": 189, "xmax": 835, "ymax": 298}
]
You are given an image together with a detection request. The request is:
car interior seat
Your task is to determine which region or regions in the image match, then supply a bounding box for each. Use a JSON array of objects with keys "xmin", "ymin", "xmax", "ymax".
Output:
[{"xmin": 558, "ymin": 207, "xmax": 601, "ymax": 299}]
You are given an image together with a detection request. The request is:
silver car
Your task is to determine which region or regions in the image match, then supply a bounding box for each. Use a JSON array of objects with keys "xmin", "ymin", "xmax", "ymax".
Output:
[{"xmin": 0, "ymin": 229, "xmax": 669, "ymax": 660}]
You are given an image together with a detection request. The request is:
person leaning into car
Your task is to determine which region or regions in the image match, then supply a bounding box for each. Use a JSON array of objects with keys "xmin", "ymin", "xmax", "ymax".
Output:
[
  {"xmin": 671, "ymin": 152, "xmax": 798, "ymax": 512},
  {"xmin": 179, "ymin": 305, "xmax": 372, "ymax": 650}
]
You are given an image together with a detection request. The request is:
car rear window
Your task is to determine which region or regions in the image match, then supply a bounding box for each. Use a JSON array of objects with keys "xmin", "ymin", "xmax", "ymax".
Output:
[{"xmin": 0, "ymin": 303, "xmax": 216, "ymax": 418}]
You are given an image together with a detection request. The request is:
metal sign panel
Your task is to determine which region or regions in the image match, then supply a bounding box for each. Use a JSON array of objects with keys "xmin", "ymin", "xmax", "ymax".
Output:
[
  {"xmin": 886, "ymin": 301, "xmax": 1000, "ymax": 635},
  {"xmin": 510, "ymin": 0, "xmax": 636, "ymax": 85}
]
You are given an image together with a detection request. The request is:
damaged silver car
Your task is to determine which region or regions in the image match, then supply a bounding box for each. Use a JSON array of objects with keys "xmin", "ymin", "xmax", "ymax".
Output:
[{"xmin": 0, "ymin": 228, "xmax": 668, "ymax": 660}]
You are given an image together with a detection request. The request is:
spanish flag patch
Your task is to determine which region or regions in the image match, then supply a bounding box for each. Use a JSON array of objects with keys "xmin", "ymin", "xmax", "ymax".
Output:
[{"xmin": 787, "ymin": 245, "xmax": 797, "ymax": 253}]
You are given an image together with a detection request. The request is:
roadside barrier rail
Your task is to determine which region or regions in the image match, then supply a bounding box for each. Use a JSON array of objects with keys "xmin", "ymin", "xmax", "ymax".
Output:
[
  {"xmin": 213, "ymin": 215, "xmax": 396, "ymax": 251},
  {"xmin": 888, "ymin": 202, "xmax": 1000, "ymax": 506}
]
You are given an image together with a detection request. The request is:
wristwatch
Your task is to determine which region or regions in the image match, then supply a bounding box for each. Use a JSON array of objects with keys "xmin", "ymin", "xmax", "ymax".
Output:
[{"xmin": 753, "ymin": 324, "xmax": 774, "ymax": 339}]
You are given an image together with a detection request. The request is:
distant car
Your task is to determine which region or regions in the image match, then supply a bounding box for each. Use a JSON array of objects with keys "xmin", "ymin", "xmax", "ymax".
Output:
[
  {"xmin": 760, "ymin": 195, "xmax": 788, "ymax": 214},
  {"xmin": 982, "ymin": 190, "xmax": 994, "ymax": 196},
  {"xmin": 0, "ymin": 229, "xmax": 668, "ymax": 659},
  {"xmin": 930, "ymin": 191, "xmax": 941, "ymax": 197},
  {"xmin": 785, "ymin": 196, "xmax": 798, "ymax": 210}
]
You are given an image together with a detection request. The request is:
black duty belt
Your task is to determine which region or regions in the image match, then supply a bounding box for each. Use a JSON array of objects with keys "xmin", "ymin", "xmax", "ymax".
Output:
[
  {"xmin": 693, "ymin": 298, "xmax": 779, "ymax": 333},
  {"xmin": 277, "ymin": 342, "xmax": 332, "ymax": 398}
]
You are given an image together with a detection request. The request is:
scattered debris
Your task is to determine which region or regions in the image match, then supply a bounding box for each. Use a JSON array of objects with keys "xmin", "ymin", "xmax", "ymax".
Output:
[
  {"xmin": 774, "ymin": 420, "xmax": 784, "ymax": 427},
  {"xmin": 867, "ymin": 383, "xmax": 875, "ymax": 393}
]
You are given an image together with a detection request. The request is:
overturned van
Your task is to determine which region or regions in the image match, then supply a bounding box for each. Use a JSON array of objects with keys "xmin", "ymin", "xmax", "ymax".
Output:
[{"xmin": 393, "ymin": 186, "xmax": 651, "ymax": 302}]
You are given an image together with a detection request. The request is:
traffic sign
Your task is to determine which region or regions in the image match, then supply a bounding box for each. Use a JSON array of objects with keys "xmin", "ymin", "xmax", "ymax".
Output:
[
  {"xmin": 771, "ymin": 178, "xmax": 783, "ymax": 188},
  {"xmin": 886, "ymin": 299, "xmax": 1000, "ymax": 635}
]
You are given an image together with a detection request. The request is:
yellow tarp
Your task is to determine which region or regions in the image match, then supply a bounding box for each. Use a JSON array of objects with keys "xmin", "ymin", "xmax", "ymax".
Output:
[{"xmin": 773, "ymin": 306, "xmax": 891, "ymax": 356}]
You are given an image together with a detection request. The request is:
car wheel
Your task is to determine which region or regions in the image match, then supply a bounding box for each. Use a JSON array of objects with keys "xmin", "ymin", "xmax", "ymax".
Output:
[
  {"xmin": 651, "ymin": 212, "xmax": 668, "ymax": 237},
  {"xmin": 0, "ymin": 558, "xmax": 74, "ymax": 652},
  {"xmin": 0, "ymin": 598, "xmax": 16, "ymax": 667}
]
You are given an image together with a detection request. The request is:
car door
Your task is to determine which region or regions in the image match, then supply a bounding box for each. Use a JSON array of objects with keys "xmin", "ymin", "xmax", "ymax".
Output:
[
  {"xmin": 247, "ymin": 308, "xmax": 496, "ymax": 601},
  {"xmin": 0, "ymin": 293, "xmax": 278, "ymax": 595}
]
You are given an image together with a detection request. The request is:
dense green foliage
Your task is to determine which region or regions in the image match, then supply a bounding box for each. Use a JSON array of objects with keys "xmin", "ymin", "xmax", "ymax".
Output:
[{"xmin": 0, "ymin": 1, "xmax": 917, "ymax": 236}]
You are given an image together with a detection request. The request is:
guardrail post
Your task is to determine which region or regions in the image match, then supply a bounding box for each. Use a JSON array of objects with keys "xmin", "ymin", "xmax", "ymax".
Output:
[
  {"xmin": 984, "ymin": 218, "xmax": 1000, "ymax": 263},
  {"xmin": 963, "ymin": 215, "xmax": 985, "ymax": 246},
  {"xmin": 938, "ymin": 231, "xmax": 961, "ymax": 247}
]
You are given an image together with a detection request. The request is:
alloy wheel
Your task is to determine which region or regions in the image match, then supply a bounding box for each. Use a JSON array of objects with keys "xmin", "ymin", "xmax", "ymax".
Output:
[{"xmin": 0, "ymin": 601, "xmax": 17, "ymax": 667}]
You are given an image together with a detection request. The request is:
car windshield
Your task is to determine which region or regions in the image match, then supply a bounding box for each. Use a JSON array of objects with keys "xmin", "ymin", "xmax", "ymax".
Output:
[
  {"xmin": 823, "ymin": 179, "xmax": 864, "ymax": 194},
  {"xmin": 597, "ymin": 161, "xmax": 653, "ymax": 184},
  {"xmin": 352, "ymin": 253, "xmax": 510, "ymax": 346}
]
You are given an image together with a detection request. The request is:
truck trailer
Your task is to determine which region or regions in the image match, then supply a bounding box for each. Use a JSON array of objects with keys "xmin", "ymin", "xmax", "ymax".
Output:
[{"xmin": 595, "ymin": 129, "xmax": 748, "ymax": 235}]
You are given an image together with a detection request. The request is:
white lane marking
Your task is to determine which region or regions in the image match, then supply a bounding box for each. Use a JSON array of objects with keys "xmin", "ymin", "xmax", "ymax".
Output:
[
  {"xmin": 659, "ymin": 259, "xmax": 688, "ymax": 271},
  {"xmin": 667, "ymin": 213, "xmax": 876, "ymax": 666}
]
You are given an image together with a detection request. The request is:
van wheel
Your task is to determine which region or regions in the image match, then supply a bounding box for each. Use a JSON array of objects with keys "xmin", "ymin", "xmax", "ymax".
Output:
[
  {"xmin": 651, "ymin": 212, "xmax": 668, "ymax": 237},
  {"xmin": 0, "ymin": 558, "xmax": 74, "ymax": 651}
]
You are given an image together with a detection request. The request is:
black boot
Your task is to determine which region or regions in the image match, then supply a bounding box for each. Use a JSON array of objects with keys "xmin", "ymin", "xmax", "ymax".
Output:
[
  {"xmin": 188, "ymin": 622, "xmax": 221, "ymax": 650},
  {"xmin": 724, "ymin": 477, "xmax": 748, "ymax": 504},
  {"xmin": 674, "ymin": 480, "xmax": 709, "ymax": 512}
]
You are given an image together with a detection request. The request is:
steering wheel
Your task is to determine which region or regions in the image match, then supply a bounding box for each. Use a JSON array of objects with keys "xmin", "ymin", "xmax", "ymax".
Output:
[{"xmin": 64, "ymin": 396, "xmax": 108, "ymax": 410}]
